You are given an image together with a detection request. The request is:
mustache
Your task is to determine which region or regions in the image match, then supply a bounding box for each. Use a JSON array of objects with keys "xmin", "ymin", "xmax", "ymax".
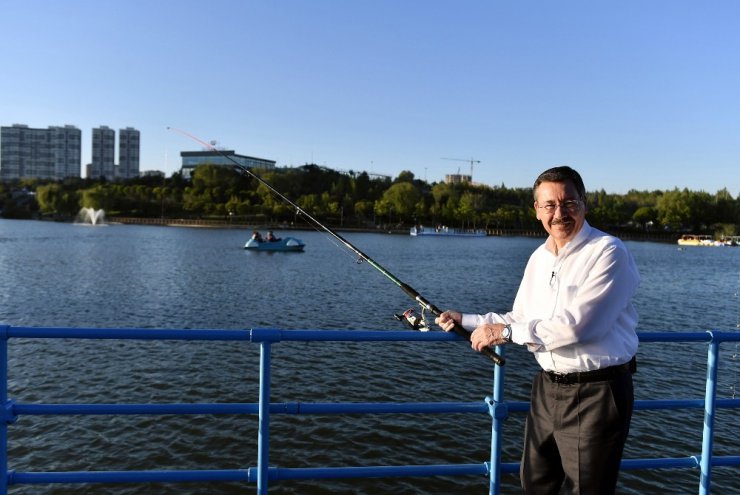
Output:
[{"xmin": 550, "ymin": 217, "xmax": 574, "ymax": 226}]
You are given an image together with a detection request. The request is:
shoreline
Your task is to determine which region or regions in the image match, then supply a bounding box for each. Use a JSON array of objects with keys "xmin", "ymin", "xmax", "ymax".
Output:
[{"xmin": 108, "ymin": 216, "xmax": 681, "ymax": 243}]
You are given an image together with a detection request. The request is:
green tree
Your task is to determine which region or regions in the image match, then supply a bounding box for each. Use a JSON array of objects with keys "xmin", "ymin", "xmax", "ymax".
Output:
[
  {"xmin": 457, "ymin": 191, "xmax": 483, "ymax": 228},
  {"xmin": 394, "ymin": 170, "xmax": 415, "ymax": 183},
  {"xmin": 656, "ymin": 188, "xmax": 692, "ymax": 230},
  {"xmin": 376, "ymin": 182, "xmax": 421, "ymax": 223},
  {"xmin": 80, "ymin": 185, "xmax": 112, "ymax": 211},
  {"xmin": 297, "ymin": 194, "xmax": 321, "ymax": 216},
  {"xmin": 428, "ymin": 182, "xmax": 458, "ymax": 224},
  {"xmin": 182, "ymin": 164, "xmax": 245, "ymax": 215},
  {"xmin": 36, "ymin": 183, "xmax": 79, "ymax": 216},
  {"xmin": 714, "ymin": 188, "xmax": 740, "ymax": 225},
  {"xmin": 632, "ymin": 206, "xmax": 658, "ymax": 229},
  {"xmin": 353, "ymin": 172, "xmax": 371, "ymax": 200},
  {"xmin": 354, "ymin": 199, "xmax": 375, "ymax": 221},
  {"xmin": 489, "ymin": 205, "xmax": 521, "ymax": 229}
]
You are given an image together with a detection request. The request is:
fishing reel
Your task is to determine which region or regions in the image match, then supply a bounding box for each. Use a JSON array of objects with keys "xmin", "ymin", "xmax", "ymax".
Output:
[{"xmin": 394, "ymin": 307, "xmax": 430, "ymax": 332}]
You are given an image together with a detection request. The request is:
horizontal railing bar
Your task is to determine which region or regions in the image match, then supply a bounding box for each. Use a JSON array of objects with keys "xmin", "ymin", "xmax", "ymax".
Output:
[
  {"xmin": 499, "ymin": 456, "xmax": 730, "ymax": 474},
  {"xmin": 636, "ymin": 332, "xmax": 713, "ymax": 343},
  {"xmin": 12, "ymin": 401, "xmax": 489, "ymax": 416},
  {"xmin": 635, "ymin": 398, "xmax": 740, "ymax": 410},
  {"xmin": 621, "ymin": 457, "xmax": 699, "ymax": 470},
  {"xmin": 9, "ymin": 469, "xmax": 251, "ymax": 485},
  {"xmin": 271, "ymin": 463, "xmax": 489, "ymax": 480},
  {"xmin": 12, "ymin": 398, "xmax": 739, "ymax": 418},
  {"xmin": 248, "ymin": 329, "xmax": 463, "ymax": 343},
  {"xmin": 9, "ymin": 464, "xmax": 490, "ymax": 485},
  {"xmin": 3, "ymin": 327, "xmax": 465, "ymax": 343},
  {"xmin": 495, "ymin": 398, "xmax": 739, "ymax": 414},
  {"xmin": 710, "ymin": 455, "xmax": 740, "ymax": 467},
  {"xmin": 636, "ymin": 331, "xmax": 739, "ymax": 343},
  {"xmin": 4, "ymin": 327, "xmax": 252, "ymax": 341},
  {"xmin": 481, "ymin": 456, "xmax": 740, "ymax": 476},
  {"xmin": 4, "ymin": 326, "xmax": 739, "ymax": 344},
  {"xmin": 10, "ymin": 455, "xmax": 740, "ymax": 486}
]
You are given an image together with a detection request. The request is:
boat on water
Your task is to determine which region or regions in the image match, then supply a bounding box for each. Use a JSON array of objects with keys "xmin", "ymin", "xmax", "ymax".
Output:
[
  {"xmin": 726, "ymin": 236, "xmax": 740, "ymax": 246},
  {"xmin": 244, "ymin": 236, "xmax": 306, "ymax": 252},
  {"xmin": 677, "ymin": 234, "xmax": 738, "ymax": 247},
  {"xmin": 677, "ymin": 234, "xmax": 714, "ymax": 246},
  {"xmin": 410, "ymin": 225, "xmax": 487, "ymax": 237}
]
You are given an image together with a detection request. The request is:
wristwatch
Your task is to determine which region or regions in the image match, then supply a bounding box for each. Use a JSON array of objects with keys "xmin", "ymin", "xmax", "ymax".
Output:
[{"xmin": 501, "ymin": 324, "xmax": 513, "ymax": 343}]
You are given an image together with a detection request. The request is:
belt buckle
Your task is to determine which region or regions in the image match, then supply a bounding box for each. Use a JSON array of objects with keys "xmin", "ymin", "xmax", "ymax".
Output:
[{"xmin": 548, "ymin": 371, "xmax": 575, "ymax": 385}]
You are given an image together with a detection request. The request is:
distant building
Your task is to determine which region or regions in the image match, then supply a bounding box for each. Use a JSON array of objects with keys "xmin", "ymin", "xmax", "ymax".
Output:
[
  {"xmin": 180, "ymin": 150, "xmax": 275, "ymax": 179},
  {"xmin": 1, "ymin": 123, "xmax": 140, "ymax": 182},
  {"xmin": 118, "ymin": 127, "xmax": 140, "ymax": 180},
  {"xmin": 445, "ymin": 173, "xmax": 472, "ymax": 185},
  {"xmin": 0, "ymin": 124, "xmax": 81, "ymax": 180},
  {"xmin": 87, "ymin": 126, "xmax": 140, "ymax": 180},
  {"xmin": 90, "ymin": 126, "xmax": 116, "ymax": 180},
  {"xmin": 141, "ymin": 170, "xmax": 165, "ymax": 178}
]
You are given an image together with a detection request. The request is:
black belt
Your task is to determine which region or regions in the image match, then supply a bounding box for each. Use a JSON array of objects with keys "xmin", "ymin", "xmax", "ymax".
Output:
[{"xmin": 544, "ymin": 356, "xmax": 637, "ymax": 385}]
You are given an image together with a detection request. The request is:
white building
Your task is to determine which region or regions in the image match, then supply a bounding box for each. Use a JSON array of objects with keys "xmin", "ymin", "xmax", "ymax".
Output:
[
  {"xmin": 118, "ymin": 127, "xmax": 140, "ymax": 180},
  {"xmin": 180, "ymin": 150, "xmax": 275, "ymax": 179},
  {"xmin": 89, "ymin": 126, "xmax": 116, "ymax": 180},
  {"xmin": 445, "ymin": 173, "xmax": 472, "ymax": 185},
  {"xmin": 0, "ymin": 124, "xmax": 81, "ymax": 180}
]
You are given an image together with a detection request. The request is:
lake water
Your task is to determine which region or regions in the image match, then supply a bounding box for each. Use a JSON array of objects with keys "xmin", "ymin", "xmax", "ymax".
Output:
[{"xmin": 0, "ymin": 219, "xmax": 738, "ymax": 494}]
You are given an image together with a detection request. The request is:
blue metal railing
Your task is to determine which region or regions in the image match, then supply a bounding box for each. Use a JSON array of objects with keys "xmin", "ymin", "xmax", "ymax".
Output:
[{"xmin": 1, "ymin": 325, "xmax": 738, "ymax": 494}]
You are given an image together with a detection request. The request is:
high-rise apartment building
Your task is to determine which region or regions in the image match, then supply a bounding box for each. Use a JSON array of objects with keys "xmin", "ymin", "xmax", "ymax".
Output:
[
  {"xmin": 1, "ymin": 123, "xmax": 140, "ymax": 181},
  {"xmin": 0, "ymin": 124, "xmax": 81, "ymax": 180},
  {"xmin": 118, "ymin": 127, "xmax": 140, "ymax": 180},
  {"xmin": 88, "ymin": 126, "xmax": 140, "ymax": 180},
  {"xmin": 90, "ymin": 126, "xmax": 116, "ymax": 180},
  {"xmin": 51, "ymin": 125, "xmax": 83, "ymax": 179}
]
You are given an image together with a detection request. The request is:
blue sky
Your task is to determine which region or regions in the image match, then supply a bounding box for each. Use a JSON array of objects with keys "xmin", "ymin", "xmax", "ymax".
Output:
[{"xmin": 2, "ymin": 0, "xmax": 739, "ymax": 195}]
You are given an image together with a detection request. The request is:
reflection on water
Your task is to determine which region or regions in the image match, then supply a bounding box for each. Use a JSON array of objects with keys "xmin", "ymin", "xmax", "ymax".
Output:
[{"xmin": 0, "ymin": 219, "xmax": 738, "ymax": 494}]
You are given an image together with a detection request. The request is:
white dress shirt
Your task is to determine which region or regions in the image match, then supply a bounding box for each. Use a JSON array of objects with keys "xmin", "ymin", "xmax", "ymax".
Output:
[{"xmin": 461, "ymin": 221, "xmax": 639, "ymax": 373}]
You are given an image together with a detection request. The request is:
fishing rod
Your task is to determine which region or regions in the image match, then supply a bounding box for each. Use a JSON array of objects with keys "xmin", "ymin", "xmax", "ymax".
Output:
[{"xmin": 168, "ymin": 127, "xmax": 504, "ymax": 366}]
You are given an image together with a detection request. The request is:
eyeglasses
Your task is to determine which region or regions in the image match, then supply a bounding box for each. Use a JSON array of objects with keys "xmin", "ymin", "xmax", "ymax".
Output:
[{"xmin": 536, "ymin": 200, "xmax": 582, "ymax": 214}]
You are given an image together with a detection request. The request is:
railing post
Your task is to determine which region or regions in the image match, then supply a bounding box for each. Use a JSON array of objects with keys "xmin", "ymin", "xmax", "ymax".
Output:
[
  {"xmin": 257, "ymin": 341, "xmax": 272, "ymax": 495},
  {"xmin": 698, "ymin": 333, "xmax": 719, "ymax": 495},
  {"xmin": 488, "ymin": 345, "xmax": 506, "ymax": 495},
  {"xmin": 1, "ymin": 326, "xmax": 8, "ymax": 495}
]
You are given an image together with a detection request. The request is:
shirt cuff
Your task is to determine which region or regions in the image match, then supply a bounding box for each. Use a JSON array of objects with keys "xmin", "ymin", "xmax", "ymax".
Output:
[{"xmin": 460, "ymin": 313, "xmax": 482, "ymax": 332}]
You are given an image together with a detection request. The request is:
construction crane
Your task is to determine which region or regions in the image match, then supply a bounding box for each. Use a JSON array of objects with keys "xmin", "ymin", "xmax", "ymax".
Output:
[{"xmin": 441, "ymin": 157, "xmax": 480, "ymax": 181}]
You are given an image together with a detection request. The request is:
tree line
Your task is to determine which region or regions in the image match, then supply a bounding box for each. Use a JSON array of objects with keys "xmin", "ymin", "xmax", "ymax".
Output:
[{"xmin": 1, "ymin": 163, "xmax": 738, "ymax": 237}]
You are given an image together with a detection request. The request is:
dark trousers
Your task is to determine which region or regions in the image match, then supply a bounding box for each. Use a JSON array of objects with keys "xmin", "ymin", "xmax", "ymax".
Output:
[{"xmin": 520, "ymin": 370, "xmax": 634, "ymax": 494}]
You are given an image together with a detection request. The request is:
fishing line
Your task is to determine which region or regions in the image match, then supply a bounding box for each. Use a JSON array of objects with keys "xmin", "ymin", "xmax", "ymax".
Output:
[{"xmin": 168, "ymin": 126, "xmax": 504, "ymax": 365}]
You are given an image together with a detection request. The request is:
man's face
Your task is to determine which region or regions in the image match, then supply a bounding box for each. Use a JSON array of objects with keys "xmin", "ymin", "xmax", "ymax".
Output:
[{"xmin": 534, "ymin": 180, "xmax": 586, "ymax": 249}]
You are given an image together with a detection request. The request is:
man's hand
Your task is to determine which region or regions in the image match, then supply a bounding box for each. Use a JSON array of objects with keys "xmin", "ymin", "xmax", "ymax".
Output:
[
  {"xmin": 470, "ymin": 323, "xmax": 509, "ymax": 352},
  {"xmin": 435, "ymin": 310, "xmax": 462, "ymax": 332}
]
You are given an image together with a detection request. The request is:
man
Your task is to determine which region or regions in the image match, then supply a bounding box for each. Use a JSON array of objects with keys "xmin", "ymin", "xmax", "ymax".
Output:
[{"xmin": 436, "ymin": 166, "xmax": 639, "ymax": 494}]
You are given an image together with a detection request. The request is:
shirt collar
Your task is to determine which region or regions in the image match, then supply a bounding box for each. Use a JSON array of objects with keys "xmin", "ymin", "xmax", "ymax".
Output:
[{"xmin": 545, "ymin": 220, "xmax": 592, "ymax": 257}]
